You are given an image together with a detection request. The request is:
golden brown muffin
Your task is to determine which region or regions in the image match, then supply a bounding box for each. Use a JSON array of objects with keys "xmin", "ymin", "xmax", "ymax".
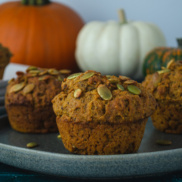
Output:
[
  {"xmin": 142, "ymin": 60, "xmax": 182, "ymax": 134},
  {"xmin": 5, "ymin": 66, "xmax": 70, "ymax": 133},
  {"xmin": 52, "ymin": 70, "xmax": 156, "ymax": 155}
]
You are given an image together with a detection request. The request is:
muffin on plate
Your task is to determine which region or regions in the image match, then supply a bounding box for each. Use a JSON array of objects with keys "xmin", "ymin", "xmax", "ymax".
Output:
[
  {"xmin": 5, "ymin": 66, "xmax": 70, "ymax": 133},
  {"xmin": 142, "ymin": 60, "xmax": 182, "ymax": 134},
  {"xmin": 52, "ymin": 70, "xmax": 156, "ymax": 155}
]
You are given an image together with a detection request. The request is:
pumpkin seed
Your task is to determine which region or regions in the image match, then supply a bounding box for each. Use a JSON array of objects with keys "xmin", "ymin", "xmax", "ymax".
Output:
[
  {"xmin": 9, "ymin": 82, "xmax": 26, "ymax": 93},
  {"xmin": 23, "ymin": 83, "xmax": 35, "ymax": 94},
  {"xmin": 59, "ymin": 69, "xmax": 71, "ymax": 74},
  {"xmin": 26, "ymin": 66, "xmax": 38, "ymax": 72},
  {"xmin": 39, "ymin": 70, "xmax": 48, "ymax": 76},
  {"xmin": 67, "ymin": 73, "xmax": 82, "ymax": 80},
  {"xmin": 161, "ymin": 66, "xmax": 166, "ymax": 70},
  {"xmin": 74, "ymin": 88, "xmax": 82, "ymax": 98},
  {"xmin": 119, "ymin": 75, "xmax": 130, "ymax": 81},
  {"xmin": 166, "ymin": 59, "xmax": 175, "ymax": 69},
  {"xmin": 124, "ymin": 80, "xmax": 136, "ymax": 85},
  {"xmin": 97, "ymin": 84, "xmax": 112, "ymax": 100},
  {"xmin": 48, "ymin": 69, "xmax": 59, "ymax": 75},
  {"xmin": 57, "ymin": 134, "xmax": 61, "ymax": 139},
  {"xmin": 156, "ymin": 139, "xmax": 172, "ymax": 146},
  {"xmin": 117, "ymin": 84, "xmax": 124, "ymax": 91},
  {"xmin": 106, "ymin": 75, "xmax": 112, "ymax": 78},
  {"xmin": 39, "ymin": 75, "xmax": 51, "ymax": 81},
  {"xmin": 28, "ymin": 70, "xmax": 41, "ymax": 75},
  {"xmin": 80, "ymin": 72, "xmax": 95, "ymax": 81},
  {"xmin": 26, "ymin": 73, "xmax": 37, "ymax": 77},
  {"xmin": 108, "ymin": 78, "xmax": 118, "ymax": 84},
  {"xmin": 24, "ymin": 77, "xmax": 28, "ymax": 84},
  {"xmin": 57, "ymin": 76, "xmax": 63, "ymax": 81},
  {"xmin": 127, "ymin": 85, "xmax": 141, "ymax": 95},
  {"xmin": 157, "ymin": 69, "xmax": 170, "ymax": 74},
  {"xmin": 26, "ymin": 142, "xmax": 38, "ymax": 148}
]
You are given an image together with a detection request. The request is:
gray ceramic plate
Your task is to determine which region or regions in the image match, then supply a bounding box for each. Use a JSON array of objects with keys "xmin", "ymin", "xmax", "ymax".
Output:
[
  {"xmin": 0, "ymin": 115, "xmax": 182, "ymax": 179},
  {"xmin": 0, "ymin": 80, "xmax": 182, "ymax": 179}
]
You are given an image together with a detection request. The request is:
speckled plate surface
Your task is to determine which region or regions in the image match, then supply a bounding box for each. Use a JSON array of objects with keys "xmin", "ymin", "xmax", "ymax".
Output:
[
  {"xmin": 0, "ymin": 115, "xmax": 182, "ymax": 179},
  {"xmin": 0, "ymin": 80, "xmax": 182, "ymax": 179}
]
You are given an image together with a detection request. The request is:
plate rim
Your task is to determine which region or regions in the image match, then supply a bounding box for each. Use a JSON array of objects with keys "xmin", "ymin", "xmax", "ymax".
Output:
[
  {"xmin": 0, "ymin": 140, "xmax": 182, "ymax": 178},
  {"xmin": 1, "ymin": 140, "xmax": 182, "ymax": 159},
  {"xmin": 0, "ymin": 109, "xmax": 182, "ymax": 178}
]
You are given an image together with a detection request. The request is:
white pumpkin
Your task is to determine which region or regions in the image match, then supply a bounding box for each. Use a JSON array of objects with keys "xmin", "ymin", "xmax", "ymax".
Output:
[{"xmin": 75, "ymin": 9, "xmax": 166, "ymax": 80}]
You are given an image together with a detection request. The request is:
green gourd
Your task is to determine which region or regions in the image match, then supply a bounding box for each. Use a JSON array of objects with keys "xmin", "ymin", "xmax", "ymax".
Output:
[{"xmin": 143, "ymin": 39, "xmax": 182, "ymax": 76}]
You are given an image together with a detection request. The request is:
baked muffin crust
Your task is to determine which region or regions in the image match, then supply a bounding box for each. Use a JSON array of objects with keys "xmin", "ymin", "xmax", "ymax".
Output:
[
  {"xmin": 5, "ymin": 67, "xmax": 67, "ymax": 133},
  {"xmin": 142, "ymin": 60, "xmax": 182, "ymax": 101},
  {"xmin": 142, "ymin": 60, "xmax": 182, "ymax": 133},
  {"xmin": 53, "ymin": 71, "xmax": 156, "ymax": 125},
  {"xmin": 52, "ymin": 70, "xmax": 156, "ymax": 154}
]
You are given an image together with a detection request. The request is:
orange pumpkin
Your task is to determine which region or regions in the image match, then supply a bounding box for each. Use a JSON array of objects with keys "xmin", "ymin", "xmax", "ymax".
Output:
[{"xmin": 0, "ymin": 0, "xmax": 84, "ymax": 72}]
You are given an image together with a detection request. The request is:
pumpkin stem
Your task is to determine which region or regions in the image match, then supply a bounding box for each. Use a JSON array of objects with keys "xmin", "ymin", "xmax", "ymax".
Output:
[
  {"xmin": 21, "ymin": 0, "xmax": 50, "ymax": 6},
  {"xmin": 118, "ymin": 9, "xmax": 127, "ymax": 24},
  {"xmin": 177, "ymin": 38, "xmax": 182, "ymax": 48}
]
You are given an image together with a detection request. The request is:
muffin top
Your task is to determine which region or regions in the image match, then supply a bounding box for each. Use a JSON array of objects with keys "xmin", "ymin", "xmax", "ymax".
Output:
[
  {"xmin": 52, "ymin": 70, "xmax": 156, "ymax": 124},
  {"xmin": 142, "ymin": 60, "xmax": 182, "ymax": 102},
  {"xmin": 5, "ymin": 66, "xmax": 71, "ymax": 108}
]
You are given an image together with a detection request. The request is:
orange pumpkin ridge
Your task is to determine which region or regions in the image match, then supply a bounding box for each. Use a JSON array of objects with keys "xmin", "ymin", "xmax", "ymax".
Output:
[{"xmin": 0, "ymin": 1, "xmax": 84, "ymax": 72}]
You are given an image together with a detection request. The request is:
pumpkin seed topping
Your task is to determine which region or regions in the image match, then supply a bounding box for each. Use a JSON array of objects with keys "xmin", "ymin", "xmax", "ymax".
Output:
[
  {"xmin": 80, "ymin": 72, "xmax": 95, "ymax": 81},
  {"xmin": 23, "ymin": 83, "xmax": 35, "ymax": 94},
  {"xmin": 67, "ymin": 73, "xmax": 82, "ymax": 80},
  {"xmin": 117, "ymin": 84, "xmax": 124, "ymax": 91},
  {"xmin": 28, "ymin": 70, "xmax": 41, "ymax": 75},
  {"xmin": 39, "ymin": 70, "xmax": 48, "ymax": 76},
  {"xmin": 127, "ymin": 85, "xmax": 141, "ymax": 95},
  {"xmin": 157, "ymin": 69, "xmax": 170, "ymax": 74},
  {"xmin": 74, "ymin": 88, "xmax": 82, "ymax": 98},
  {"xmin": 124, "ymin": 80, "xmax": 136, "ymax": 85},
  {"xmin": 57, "ymin": 76, "xmax": 63, "ymax": 81},
  {"xmin": 59, "ymin": 69, "xmax": 71, "ymax": 74},
  {"xmin": 119, "ymin": 75, "xmax": 130, "ymax": 81},
  {"xmin": 108, "ymin": 78, "xmax": 118, "ymax": 84},
  {"xmin": 57, "ymin": 134, "xmax": 61, "ymax": 139},
  {"xmin": 48, "ymin": 69, "xmax": 59, "ymax": 75},
  {"xmin": 106, "ymin": 75, "xmax": 112, "ymax": 78},
  {"xmin": 97, "ymin": 84, "xmax": 112, "ymax": 100},
  {"xmin": 26, "ymin": 66, "xmax": 38, "ymax": 72},
  {"xmin": 26, "ymin": 142, "xmax": 38, "ymax": 148},
  {"xmin": 156, "ymin": 139, "xmax": 172, "ymax": 146},
  {"xmin": 26, "ymin": 73, "xmax": 37, "ymax": 77},
  {"xmin": 9, "ymin": 82, "xmax": 26, "ymax": 93},
  {"xmin": 39, "ymin": 75, "xmax": 51, "ymax": 81},
  {"xmin": 161, "ymin": 66, "xmax": 166, "ymax": 70},
  {"xmin": 167, "ymin": 59, "xmax": 175, "ymax": 69}
]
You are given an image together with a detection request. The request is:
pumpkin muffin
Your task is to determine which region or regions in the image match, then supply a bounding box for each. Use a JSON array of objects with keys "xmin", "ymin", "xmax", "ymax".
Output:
[
  {"xmin": 5, "ymin": 66, "xmax": 70, "ymax": 133},
  {"xmin": 142, "ymin": 60, "xmax": 182, "ymax": 134},
  {"xmin": 52, "ymin": 70, "xmax": 156, "ymax": 155}
]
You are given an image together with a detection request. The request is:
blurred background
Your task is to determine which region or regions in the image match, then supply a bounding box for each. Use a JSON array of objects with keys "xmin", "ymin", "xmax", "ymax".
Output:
[
  {"xmin": 55, "ymin": 0, "xmax": 181, "ymax": 47},
  {"xmin": 0, "ymin": 0, "xmax": 181, "ymax": 80},
  {"xmin": 0, "ymin": 0, "xmax": 181, "ymax": 47}
]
